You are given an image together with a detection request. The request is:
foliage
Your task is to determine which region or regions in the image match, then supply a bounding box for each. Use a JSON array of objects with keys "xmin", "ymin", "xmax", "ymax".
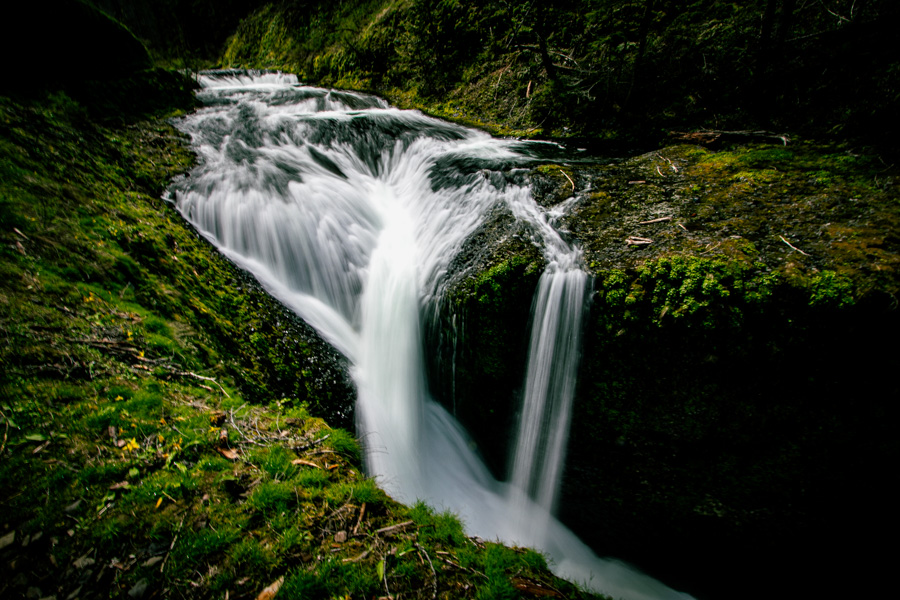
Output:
[{"xmin": 204, "ymin": 0, "xmax": 900, "ymax": 144}]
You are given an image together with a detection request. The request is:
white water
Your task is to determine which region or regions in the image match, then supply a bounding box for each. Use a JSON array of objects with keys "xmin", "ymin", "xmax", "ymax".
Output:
[{"xmin": 170, "ymin": 71, "xmax": 693, "ymax": 600}]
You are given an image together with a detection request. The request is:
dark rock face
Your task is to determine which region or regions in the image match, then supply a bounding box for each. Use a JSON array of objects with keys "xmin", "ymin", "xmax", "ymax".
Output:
[
  {"xmin": 437, "ymin": 143, "xmax": 899, "ymax": 599},
  {"xmin": 425, "ymin": 201, "xmax": 545, "ymax": 479}
]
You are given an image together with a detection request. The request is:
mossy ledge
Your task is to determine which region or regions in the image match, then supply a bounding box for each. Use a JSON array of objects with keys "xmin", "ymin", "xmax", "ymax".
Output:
[{"xmin": 0, "ymin": 77, "xmax": 602, "ymax": 599}]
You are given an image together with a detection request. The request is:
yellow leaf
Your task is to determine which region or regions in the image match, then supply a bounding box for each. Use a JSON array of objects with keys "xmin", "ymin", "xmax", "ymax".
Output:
[
  {"xmin": 256, "ymin": 576, "xmax": 284, "ymax": 600},
  {"xmin": 155, "ymin": 497, "xmax": 163, "ymax": 509}
]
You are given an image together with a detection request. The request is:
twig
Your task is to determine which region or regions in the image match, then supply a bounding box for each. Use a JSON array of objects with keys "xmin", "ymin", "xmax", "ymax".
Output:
[
  {"xmin": 416, "ymin": 544, "xmax": 438, "ymax": 599},
  {"xmin": 352, "ymin": 502, "xmax": 367, "ymax": 536},
  {"xmin": 342, "ymin": 550, "xmax": 370, "ymax": 563},
  {"xmin": 656, "ymin": 153, "xmax": 679, "ymax": 172},
  {"xmin": 559, "ymin": 169, "xmax": 575, "ymax": 191},
  {"xmin": 625, "ymin": 236, "xmax": 653, "ymax": 246},
  {"xmin": 229, "ymin": 409, "xmax": 265, "ymax": 447},
  {"xmin": 639, "ymin": 217, "xmax": 672, "ymax": 225},
  {"xmin": 374, "ymin": 520, "xmax": 415, "ymax": 536},
  {"xmin": 678, "ymin": 223, "xmax": 689, "ymax": 232},
  {"xmin": 437, "ymin": 556, "xmax": 488, "ymax": 579},
  {"xmin": 292, "ymin": 434, "xmax": 330, "ymax": 452},
  {"xmin": 160, "ymin": 512, "xmax": 186, "ymax": 573},
  {"xmin": 171, "ymin": 371, "xmax": 230, "ymax": 397},
  {"xmin": 656, "ymin": 165, "xmax": 664, "ymax": 177},
  {"xmin": 779, "ymin": 235, "xmax": 810, "ymax": 256},
  {"xmin": 382, "ymin": 556, "xmax": 391, "ymax": 598}
]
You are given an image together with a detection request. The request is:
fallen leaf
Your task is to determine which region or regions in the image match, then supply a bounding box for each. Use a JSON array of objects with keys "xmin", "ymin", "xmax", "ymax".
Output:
[
  {"xmin": 155, "ymin": 498, "xmax": 163, "ymax": 510},
  {"xmin": 291, "ymin": 459, "xmax": 320, "ymax": 468},
  {"xmin": 217, "ymin": 447, "xmax": 239, "ymax": 460},
  {"xmin": 142, "ymin": 556, "xmax": 163, "ymax": 568},
  {"xmin": 128, "ymin": 578, "xmax": 149, "ymax": 599},
  {"xmin": 73, "ymin": 555, "xmax": 95, "ymax": 569},
  {"xmin": 256, "ymin": 576, "xmax": 284, "ymax": 600},
  {"xmin": 0, "ymin": 531, "xmax": 15, "ymax": 550}
]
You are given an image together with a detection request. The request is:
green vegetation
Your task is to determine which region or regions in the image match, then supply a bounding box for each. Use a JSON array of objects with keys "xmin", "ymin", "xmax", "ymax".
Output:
[{"xmin": 205, "ymin": 0, "xmax": 899, "ymax": 145}]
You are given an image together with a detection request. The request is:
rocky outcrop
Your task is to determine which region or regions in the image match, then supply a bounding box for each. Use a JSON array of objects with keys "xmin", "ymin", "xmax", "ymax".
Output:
[{"xmin": 439, "ymin": 141, "xmax": 900, "ymax": 599}]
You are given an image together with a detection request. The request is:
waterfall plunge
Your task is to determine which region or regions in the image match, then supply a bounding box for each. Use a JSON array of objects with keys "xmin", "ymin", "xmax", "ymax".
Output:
[{"xmin": 170, "ymin": 71, "xmax": 693, "ymax": 600}]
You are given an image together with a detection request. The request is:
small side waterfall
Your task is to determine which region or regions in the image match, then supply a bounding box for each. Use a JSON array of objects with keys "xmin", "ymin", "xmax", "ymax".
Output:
[
  {"xmin": 510, "ymin": 267, "xmax": 587, "ymax": 514},
  {"xmin": 170, "ymin": 71, "xmax": 693, "ymax": 600}
]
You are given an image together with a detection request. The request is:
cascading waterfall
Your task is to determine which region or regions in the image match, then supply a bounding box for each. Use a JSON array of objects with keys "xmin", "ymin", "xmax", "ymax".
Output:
[
  {"xmin": 509, "ymin": 267, "xmax": 587, "ymax": 514},
  {"xmin": 170, "ymin": 70, "xmax": 693, "ymax": 600}
]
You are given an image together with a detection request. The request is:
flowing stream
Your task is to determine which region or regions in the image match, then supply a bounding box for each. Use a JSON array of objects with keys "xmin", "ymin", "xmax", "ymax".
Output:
[{"xmin": 170, "ymin": 71, "xmax": 692, "ymax": 600}]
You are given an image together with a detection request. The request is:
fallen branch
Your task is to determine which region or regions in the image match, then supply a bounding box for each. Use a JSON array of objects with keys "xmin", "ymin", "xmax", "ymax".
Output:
[
  {"xmin": 657, "ymin": 153, "xmax": 679, "ymax": 172},
  {"xmin": 668, "ymin": 129, "xmax": 790, "ymax": 147},
  {"xmin": 437, "ymin": 556, "xmax": 488, "ymax": 579},
  {"xmin": 352, "ymin": 502, "xmax": 367, "ymax": 536},
  {"xmin": 171, "ymin": 371, "xmax": 230, "ymax": 397},
  {"xmin": 229, "ymin": 407, "xmax": 265, "ymax": 447},
  {"xmin": 779, "ymin": 235, "xmax": 811, "ymax": 256},
  {"xmin": 342, "ymin": 550, "xmax": 370, "ymax": 563},
  {"xmin": 374, "ymin": 520, "xmax": 415, "ymax": 536},
  {"xmin": 639, "ymin": 217, "xmax": 672, "ymax": 225},
  {"xmin": 160, "ymin": 513, "xmax": 186, "ymax": 573},
  {"xmin": 559, "ymin": 169, "xmax": 575, "ymax": 191},
  {"xmin": 416, "ymin": 544, "xmax": 438, "ymax": 600},
  {"xmin": 626, "ymin": 236, "xmax": 653, "ymax": 246},
  {"xmin": 292, "ymin": 434, "xmax": 330, "ymax": 452}
]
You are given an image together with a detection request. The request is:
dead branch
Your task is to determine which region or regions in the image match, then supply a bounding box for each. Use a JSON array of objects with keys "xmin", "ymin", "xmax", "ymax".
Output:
[
  {"xmin": 415, "ymin": 544, "xmax": 438, "ymax": 600},
  {"xmin": 160, "ymin": 512, "xmax": 186, "ymax": 573},
  {"xmin": 342, "ymin": 550, "xmax": 370, "ymax": 563},
  {"xmin": 657, "ymin": 153, "xmax": 679, "ymax": 172},
  {"xmin": 292, "ymin": 434, "xmax": 330, "ymax": 452},
  {"xmin": 559, "ymin": 169, "xmax": 575, "ymax": 191},
  {"xmin": 668, "ymin": 129, "xmax": 790, "ymax": 147},
  {"xmin": 779, "ymin": 235, "xmax": 811, "ymax": 256},
  {"xmin": 229, "ymin": 408, "xmax": 265, "ymax": 447},
  {"xmin": 437, "ymin": 556, "xmax": 488, "ymax": 579},
  {"xmin": 171, "ymin": 371, "xmax": 230, "ymax": 397},
  {"xmin": 639, "ymin": 217, "xmax": 672, "ymax": 225},
  {"xmin": 353, "ymin": 502, "xmax": 367, "ymax": 536},
  {"xmin": 626, "ymin": 236, "xmax": 653, "ymax": 246},
  {"xmin": 374, "ymin": 520, "xmax": 415, "ymax": 536}
]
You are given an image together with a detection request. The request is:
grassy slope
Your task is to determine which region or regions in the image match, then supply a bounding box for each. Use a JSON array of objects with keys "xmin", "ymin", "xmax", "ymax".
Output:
[{"xmin": 0, "ymin": 80, "xmax": 600, "ymax": 599}]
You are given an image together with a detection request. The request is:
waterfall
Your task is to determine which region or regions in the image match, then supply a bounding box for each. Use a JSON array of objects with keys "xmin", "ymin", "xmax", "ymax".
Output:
[
  {"xmin": 509, "ymin": 267, "xmax": 587, "ymax": 514},
  {"xmin": 169, "ymin": 70, "xmax": 693, "ymax": 600}
]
